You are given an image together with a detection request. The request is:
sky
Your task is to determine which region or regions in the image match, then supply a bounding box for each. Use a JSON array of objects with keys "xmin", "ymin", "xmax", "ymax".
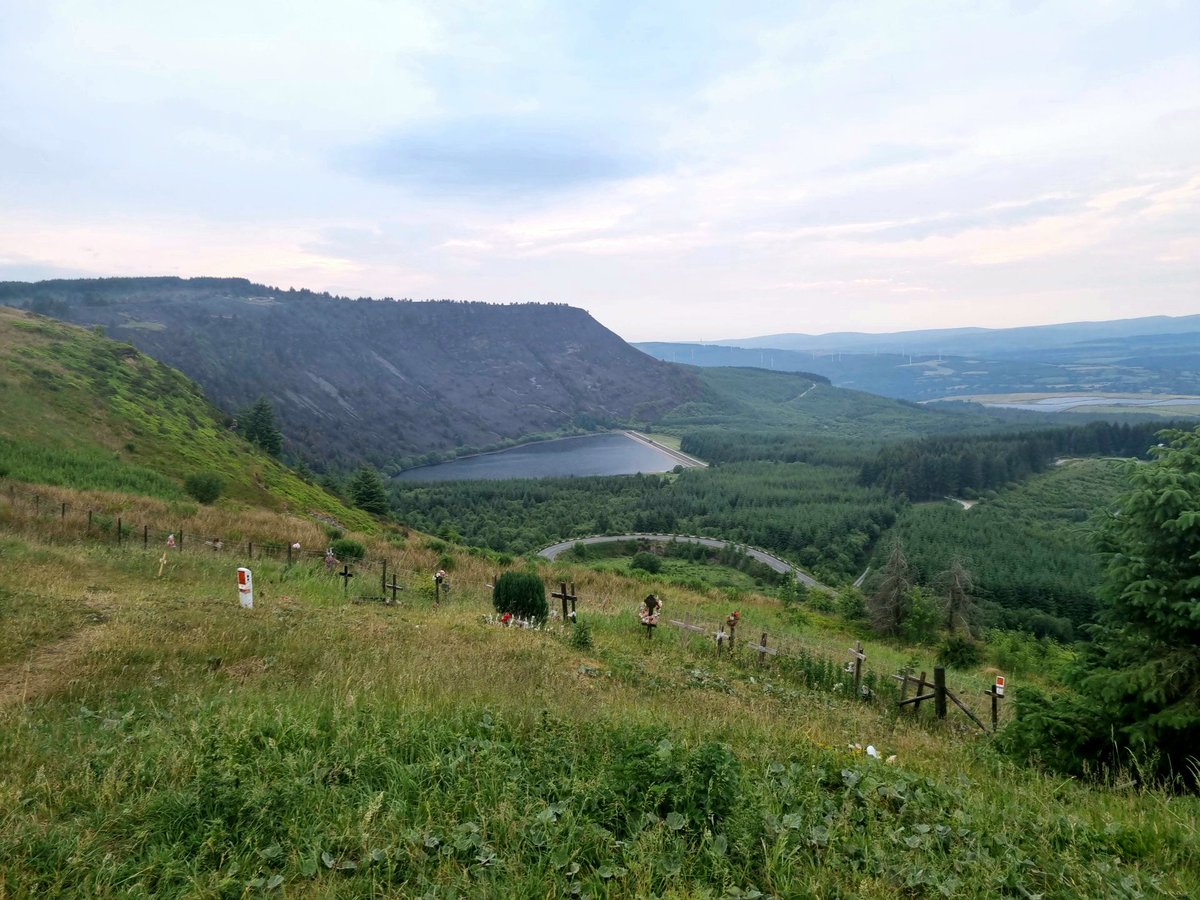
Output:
[{"xmin": 0, "ymin": 1, "xmax": 1196, "ymax": 342}]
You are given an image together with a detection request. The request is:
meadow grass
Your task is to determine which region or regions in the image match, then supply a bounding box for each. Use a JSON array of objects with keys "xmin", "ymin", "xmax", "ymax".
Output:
[{"xmin": 1, "ymin": 504, "xmax": 1198, "ymax": 898}]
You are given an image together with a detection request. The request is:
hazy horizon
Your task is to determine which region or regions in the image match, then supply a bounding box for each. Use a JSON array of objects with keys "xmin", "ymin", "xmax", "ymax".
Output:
[{"xmin": 2, "ymin": 1, "xmax": 1196, "ymax": 341}]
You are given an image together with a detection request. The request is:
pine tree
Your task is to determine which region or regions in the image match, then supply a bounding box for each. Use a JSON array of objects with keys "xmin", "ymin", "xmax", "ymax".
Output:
[
  {"xmin": 1078, "ymin": 425, "xmax": 1200, "ymax": 784},
  {"xmin": 238, "ymin": 396, "xmax": 283, "ymax": 457},
  {"xmin": 348, "ymin": 465, "xmax": 390, "ymax": 516}
]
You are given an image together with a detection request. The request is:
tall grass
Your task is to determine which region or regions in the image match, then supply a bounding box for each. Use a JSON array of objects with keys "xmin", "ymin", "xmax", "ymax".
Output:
[{"xmin": 0, "ymin": 512, "xmax": 1197, "ymax": 897}]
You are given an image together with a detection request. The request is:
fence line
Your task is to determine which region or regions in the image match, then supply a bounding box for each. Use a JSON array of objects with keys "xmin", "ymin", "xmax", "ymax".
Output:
[
  {"xmin": 0, "ymin": 481, "xmax": 497, "ymax": 592},
  {"xmin": 2, "ymin": 480, "xmax": 1005, "ymax": 729}
]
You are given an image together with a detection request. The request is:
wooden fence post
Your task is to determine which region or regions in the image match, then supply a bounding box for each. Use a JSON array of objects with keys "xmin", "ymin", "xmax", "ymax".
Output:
[
  {"xmin": 850, "ymin": 641, "xmax": 865, "ymax": 696},
  {"xmin": 179, "ymin": 530, "xmax": 184, "ymax": 552},
  {"xmin": 914, "ymin": 671, "xmax": 928, "ymax": 713},
  {"xmin": 248, "ymin": 541, "xmax": 253, "ymax": 559},
  {"xmin": 934, "ymin": 667, "xmax": 947, "ymax": 720},
  {"xmin": 899, "ymin": 668, "xmax": 910, "ymax": 704},
  {"xmin": 144, "ymin": 525, "xmax": 148, "ymax": 549},
  {"xmin": 88, "ymin": 509, "xmax": 93, "ymax": 531},
  {"xmin": 61, "ymin": 501, "xmax": 67, "ymax": 520},
  {"xmin": 116, "ymin": 517, "xmax": 122, "ymax": 545}
]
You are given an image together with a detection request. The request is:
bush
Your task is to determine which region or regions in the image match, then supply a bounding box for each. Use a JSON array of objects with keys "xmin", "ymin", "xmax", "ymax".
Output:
[
  {"xmin": 630, "ymin": 551, "xmax": 662, "ymax": 574},
  {"xmin": 836, "ymin": 585, "xmax": 867, "ymax": 621},
  {"xmin": 901, "ymin": 586, "xmax": 942, "ymax": 645},
  {"xmin": 330, "ymin": 537, "xmax": 365, "ymax": 562},
  {"xmin": 937, "ymin": 634, "xmax": 983, "ymax": 669},
  {"xmin": 492, "ymin": 572, "xmax": 548, "ymax": 621},
  {"xmin": 183, "ymin": 471, "xmax": 224, "ymax": 504},
  {"xmin": 569, "ymin": 618, "xmax": 594, "ymax": 651},
  {"xmin": 808, "ymin": 590, "xmax": 837, "ymax": 613}
]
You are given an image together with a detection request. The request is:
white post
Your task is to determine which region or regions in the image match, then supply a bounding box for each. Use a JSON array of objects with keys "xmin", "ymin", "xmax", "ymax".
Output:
[{"xmin": 237, "ymin": 567, "xmax": 254, "ymax": 609}]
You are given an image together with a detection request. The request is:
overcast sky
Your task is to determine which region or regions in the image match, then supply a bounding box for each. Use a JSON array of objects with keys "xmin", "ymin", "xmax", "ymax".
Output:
[{"xmin": 1, "ymin": 1, "xmax": 1196, "ymax": 341}]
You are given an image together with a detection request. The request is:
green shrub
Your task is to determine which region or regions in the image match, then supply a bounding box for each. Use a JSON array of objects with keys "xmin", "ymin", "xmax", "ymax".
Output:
[
  {"xmin": 183, "ymin": 471, "xmax": 224, "ymax": 504},
  {"xmin": 437, "ymin": 554, "xmax": 455, "ymax": 571},
  {"xmin": 836, "ymin": 585, "xmax": 867, "ymax": 621},
  {"xmin": 630, "ymin": 551, "xmax": 662, "ymax": 574},
  {"xmin": 330, "ymin": 537, "xmax": 365, "ymax": 562},
  {"xmin": 901, "ymin": 586, "xmax": 942, "ymax": 645},
  {"xmin": 808, "ymin": 590, "xmax": 837, "ymax": 613},
  {"xmin": 568, "ymin": 618, "xmax": 594, "ymax": 651},
  {"xmin": 937, "ymin": 634, "xmax": 983, "ymax": 669},
  {"xmin": 492, "ymin": 572, "xmax": 548, "ymax": 621}
]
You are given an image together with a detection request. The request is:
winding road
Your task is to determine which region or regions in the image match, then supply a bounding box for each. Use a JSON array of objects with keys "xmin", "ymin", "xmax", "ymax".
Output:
[{"xmin": 537, "ymin": 533, "xmax": 827, "ymax": 590}]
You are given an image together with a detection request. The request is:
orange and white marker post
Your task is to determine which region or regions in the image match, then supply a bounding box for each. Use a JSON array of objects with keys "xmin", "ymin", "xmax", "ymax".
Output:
[
  {"xmin": 986, "ymin": 675, "xmax": 1006, "ymax": 731},
  {"xmin": 237, "ymin": 567, "xmax": 254, "ymax": 609}
]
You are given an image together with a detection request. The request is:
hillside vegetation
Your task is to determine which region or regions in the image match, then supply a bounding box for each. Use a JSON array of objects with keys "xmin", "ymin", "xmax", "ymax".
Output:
[
  {"xmin": 1, "ymin": 318, "xmax": 1197, "ymax": 896},
  {"xmin": 0, "ymin": 307, "xmax": 373, "ymax": 531},
  {"xmin": 2, "ymin": 490, "xmax": 1197, "ymax": 897}
]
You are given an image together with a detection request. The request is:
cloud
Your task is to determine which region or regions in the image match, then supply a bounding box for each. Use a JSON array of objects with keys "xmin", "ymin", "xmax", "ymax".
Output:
[{"xmin": 342, "ymin": 114, "xmax": 656, "ymax": 197}]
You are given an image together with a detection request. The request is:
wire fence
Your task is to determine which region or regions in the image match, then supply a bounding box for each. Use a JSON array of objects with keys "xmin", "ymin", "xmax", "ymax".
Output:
[
  {"xmin": 0, "ymin": 480, "xmax": 496, "ymax": 596},
  {"xmin": 1, "ymin": 480, "xmax": 1004, "ymax": 730}
]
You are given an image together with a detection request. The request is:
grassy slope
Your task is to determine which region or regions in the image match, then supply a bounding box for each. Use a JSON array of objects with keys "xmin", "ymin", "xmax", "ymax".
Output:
[
  {"xmin": 0, "ymin": 500, "xmax": 1196, "ymax": 898},
  {"xmin": 660, "ymin": 367, "xmax": 985, "ymax": 440},
  {"xmin": 1, "ymin": 323, "xmax": 1196, "ymax": 896},
  {"xmin": 0, "ymin": 307, "xmax": 373, "ymax": 531}
]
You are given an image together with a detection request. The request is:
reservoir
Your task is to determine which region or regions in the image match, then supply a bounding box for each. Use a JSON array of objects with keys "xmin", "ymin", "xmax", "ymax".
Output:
[{"xmin": 394, "ymin": 432, "xmax": 690, "ymax": 482}]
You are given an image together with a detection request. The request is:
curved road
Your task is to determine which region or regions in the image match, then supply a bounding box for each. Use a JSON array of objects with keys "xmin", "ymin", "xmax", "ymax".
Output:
[{"xmin": 537, "ymin": 533, "xmax": 827, "ymax": 590}]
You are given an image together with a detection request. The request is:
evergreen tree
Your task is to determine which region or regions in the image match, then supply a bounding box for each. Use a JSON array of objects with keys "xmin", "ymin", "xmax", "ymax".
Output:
[
  {"xmin": 1077, "ymin": 426, "xmax": 1200, "ymax": 784},
  {"xmin": 238, "ymin": 396, "xmax": 283, "ymax": 457},
  {"xmin": 348, "ymin": 465, "xmax": 390, "ymax": 516}
]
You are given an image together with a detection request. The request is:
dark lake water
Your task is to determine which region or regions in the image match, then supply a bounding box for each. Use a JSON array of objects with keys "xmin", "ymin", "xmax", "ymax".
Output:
[{"xmin": 394, "ymin": 433, "xmax": 683, "ymax": 482}]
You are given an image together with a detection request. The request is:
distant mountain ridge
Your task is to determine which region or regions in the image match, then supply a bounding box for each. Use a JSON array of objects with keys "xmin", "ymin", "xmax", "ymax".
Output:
[
  {"xmin": 712, "ymin": 314, "xmax": 1200, "ymax": 356},
  {"xmin": 639, "ymin": 314, "xmax": 1200, "ymax": 403},
  {"xmin": 0, "ymin": 277, "xmax": 700, "ymax": 468}
]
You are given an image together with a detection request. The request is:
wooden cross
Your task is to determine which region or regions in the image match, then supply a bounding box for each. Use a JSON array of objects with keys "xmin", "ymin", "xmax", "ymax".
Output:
[
  {"xmin": 551, "ymin": 581, "xmax": 578, "ymax": 624},
  {"xmin": 338, "ymin": 565, "xmax": 355, "ymax": 596},
  {"xmin": 385, "ymin": 576, "xmax": 404, "ymax": 605},
  {"xmin": 751, "ymin": 632, "xmax": 778, "ymax": 666},
  {"xmin": 848, "ymin": 641, "xmax": 866, "ymax": 696}
]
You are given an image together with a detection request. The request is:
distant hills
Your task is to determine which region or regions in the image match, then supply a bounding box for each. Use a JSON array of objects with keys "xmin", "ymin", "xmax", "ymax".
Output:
[
  {"xmin": 638, "ymin": 314, "xmax": 1200, "ymax": 402},
  {"xmin": 711, "ymin": 314, "xmax": 1200, "ymax": 356},
  {"xmin": 0, "ymin": 278, "xmax": 699, "ymax": 469}
]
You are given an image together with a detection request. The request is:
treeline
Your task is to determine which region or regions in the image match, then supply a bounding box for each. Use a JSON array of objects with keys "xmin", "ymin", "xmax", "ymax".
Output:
[
  {"xmin": 679, "ymin": 431, "xmax": 880, "ymax": 467},
  {"xmin": 860, "ymin": 421, "xmax": 1168, "ymax": 500},
  {"xmin": 393, "ymin": 461, "xmax": 901, "ymax": 581},
  {"xmin": 873, "ymin": 459, "xmax": 1129, "ymax": 637}
]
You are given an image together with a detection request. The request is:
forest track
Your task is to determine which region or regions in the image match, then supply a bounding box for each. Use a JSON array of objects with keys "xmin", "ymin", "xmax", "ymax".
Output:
[{"xmin": 537, "ymin": 533, "xmax": 828, "ymax": 590}]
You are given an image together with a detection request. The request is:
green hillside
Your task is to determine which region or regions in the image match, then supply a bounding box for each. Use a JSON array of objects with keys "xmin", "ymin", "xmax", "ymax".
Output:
[
  {"xmin": 661, "ymin": 366, "xmax": 984, "ymax": 439},
  {"xmin": 0, "ymin": 307, "xmax": 373, "ymax": 530},
  {"xmin": 1, "ymin": 310, "xmax": 1197, "ymax": 895}
]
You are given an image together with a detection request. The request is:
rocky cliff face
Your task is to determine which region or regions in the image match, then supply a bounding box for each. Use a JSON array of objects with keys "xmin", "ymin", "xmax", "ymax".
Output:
[{"xmin": 0, "ymin": 277, "xmax": 700, "ymax": 467}]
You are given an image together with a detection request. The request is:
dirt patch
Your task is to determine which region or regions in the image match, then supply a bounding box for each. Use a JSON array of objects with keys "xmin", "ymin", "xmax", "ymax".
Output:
[
  {"xmin": 0, "ymin": 598, "xmax": 115, "ymax": 706},
  {"xmin": 222, "ymin": 656, "xmax": 270, "ymax": 682}
]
